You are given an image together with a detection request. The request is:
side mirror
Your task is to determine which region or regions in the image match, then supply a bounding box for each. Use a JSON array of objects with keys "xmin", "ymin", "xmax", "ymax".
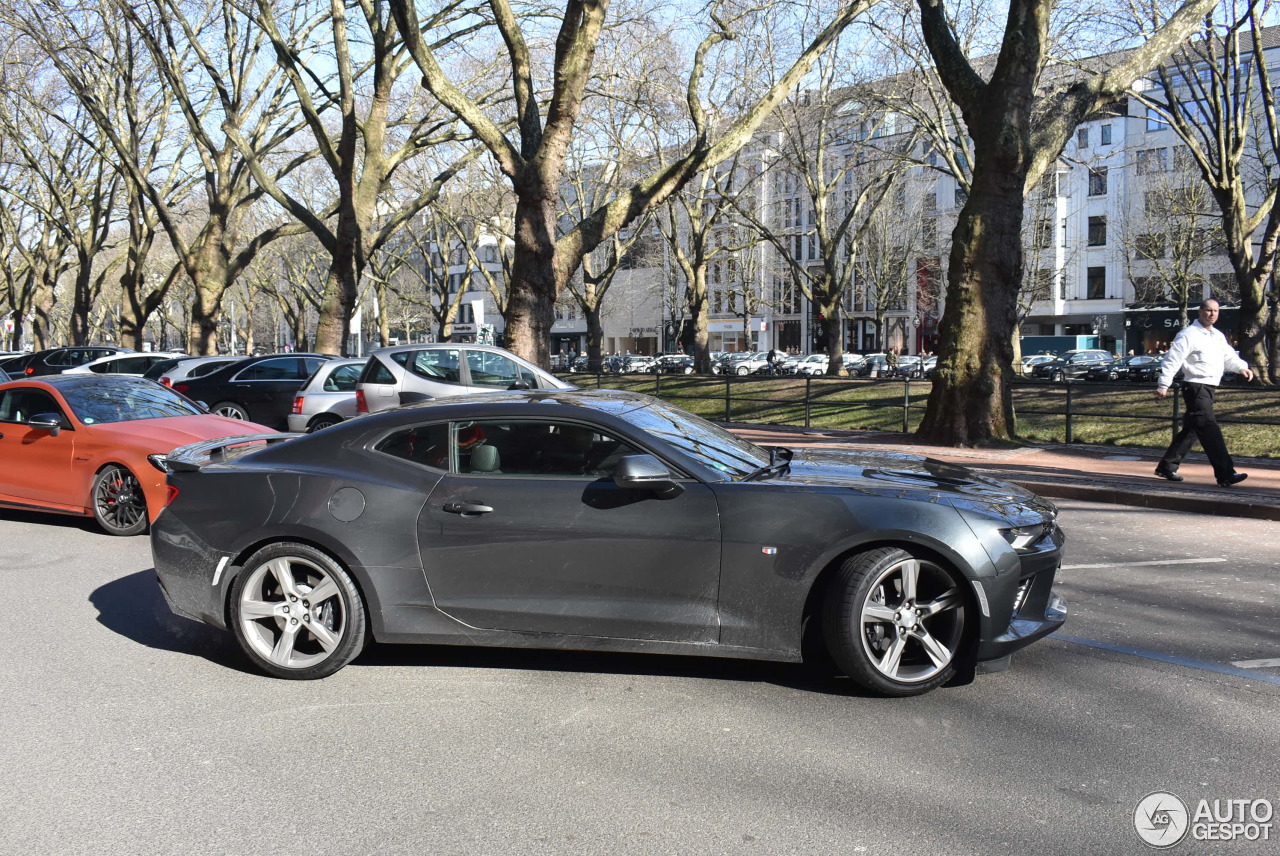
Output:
[
  {"xmin": 29, "ymin": 413, "xmax": 64, "ymax": 437},
  {"xmin": 613, "ymin": 454, "xmax": 683, "ymax": 499},
  {"xmin": 507, "ymin": 380, "xmax": 531, "ymax": 390}
]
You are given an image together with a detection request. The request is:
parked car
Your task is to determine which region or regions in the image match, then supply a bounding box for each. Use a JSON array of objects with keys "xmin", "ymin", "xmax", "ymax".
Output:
[
  {"xmin": 714, "ymin": 352, "xmax": 770, "ymax": 375},
  {"xmin": 13, "ymin": 346, "xmax": 133, "ymax": 377},
  {"xmin": 606, "ymin": 354, "xmax": 657, "ymax": 374},
  {"xmin": 0, "ymin": 374, "xmax": 272, "ymax": 535},
  {"xmin": 653, "ymin": 354, "xmax": 696, "ymax": 374},
  {"xmin": 1029, "ymin": 349, "xmax": 1113, "ymax": 382},
  {"xmin": 0, "ymin": 366, "xmax": 10, "ymax": 384},
  {"xmin": 356, "ymin": 343, "xmax": 574, "ymax": 415},
  {"xmin": 171, "ymin": 353, "xmax": 333, "ymax": 429},
  {"xmin": 1125, "ymin": 355, "xmax": 1166, "ymax": 383},
  {"xmin": 287, "ymin": 358, "xmax": 366, "ymax": 433},
  {"xmin": 142, "ymin": 355, "xmax": 242, "ymax": 388},
  {"xmin": 64, "ymin": 351, "xmax": 188, "ymax": 377},
  {"xmin": 1082, "ymin": 354, "xmax": 1147, "ymax": 382},
  {"xmin": 793, "ymin": 354, "xmax": 830, "ymax": 376},
  {"xmin": 1019, "ymin": 354, "xmax": 1056, "ymax": 376},
  {"xmin": 154, "ymin": 388, "xmax": 1066, "ymax": 694}
]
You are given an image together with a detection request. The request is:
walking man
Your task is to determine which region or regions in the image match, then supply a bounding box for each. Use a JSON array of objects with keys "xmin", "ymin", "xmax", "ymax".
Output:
[{"xmin": 1154, "ymin": 299, "xmax": 1253, "ymax": 486}]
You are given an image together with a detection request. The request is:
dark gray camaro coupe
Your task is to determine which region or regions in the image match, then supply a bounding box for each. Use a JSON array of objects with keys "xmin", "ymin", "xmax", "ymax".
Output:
[{"xmin": 152, "ymin": 389, "xmax": 1066, "ymax": 696}]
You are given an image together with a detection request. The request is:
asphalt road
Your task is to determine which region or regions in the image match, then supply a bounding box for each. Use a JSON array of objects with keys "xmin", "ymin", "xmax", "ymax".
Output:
[{"xmin": 1, "ymin": 500, "xmax": 1277, "ymax": 856}]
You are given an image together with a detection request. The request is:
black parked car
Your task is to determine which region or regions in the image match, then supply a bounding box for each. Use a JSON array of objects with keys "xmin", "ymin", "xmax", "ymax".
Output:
[
  {"xmin": 1118, "ymin": 355, "xmax": 1164, "ymax": 382},
  {"xmin": 1029, "ymin": 349, "xmax": 1113, "ymax": 382},
  {"xmin": 653, "ymin": 354, "xmax": 696, "ymax": 374},
  {"xmin": 171, "ymin": 353, "xmax": 332, "ymax": 429},
  {"xmin": 154, "ymin": 389, "xmax": 1067, "ymax": 695},
  {"xmin": 10, "ymin": 346, "xmax": 133, "ymax": 377}
]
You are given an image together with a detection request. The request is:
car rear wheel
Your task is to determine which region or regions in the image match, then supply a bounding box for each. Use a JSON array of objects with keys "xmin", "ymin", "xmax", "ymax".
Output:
[
  {"xmin": 212, "ymin": 401, "xmax": 249, "ymax": 420},
  {"xmin": 307, "ymin": 414, "xmax": 341, "ymax": 432},
  {"xmin": 823, "ymin": 547, "xmax": 967, "ymax": 696},
  {"xmin": 231, "ymin": 543, "xmax": 367, "ymax": 679},
  {"xmin": 91, "ymin": 464, "xmax": 148, "ymax": 536}
]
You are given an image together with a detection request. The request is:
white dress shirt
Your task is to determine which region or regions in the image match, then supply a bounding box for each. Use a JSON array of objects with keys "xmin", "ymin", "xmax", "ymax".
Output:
[{"xmin": 1157, "ymin": 320, "xmax": 1249, "ymax": 390}]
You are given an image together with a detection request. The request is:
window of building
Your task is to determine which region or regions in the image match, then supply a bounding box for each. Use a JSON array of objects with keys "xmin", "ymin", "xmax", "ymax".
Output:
[
  {"xmin": 1034, "ymin": 218, "xmax": 1055, "ymax": 249},
  {"xmin": 1101, "ymin": 124, "xmax": 1112, "ymax": 145},
  {"xmin": 1137, "ymin": 147, "xmax": 1168, "ymax": 175},
  {"xmin": 1086, "ymin": 266, "xmax": 1107, "ymax": 300},
  {"xmin": 921, "ymin": 217, "xmax": 937, "ymax": 250},
  {"xmin": 1146, "ymin": 104, "xmax": 1169, "ymax": 131},
  {"xmin": 1077, "ymin": 127, "xmax": 1089, "ymax": 148},
  {"xmin": 1088, "ymin": 167, "xmax": 1108, "ymax": 196},
  {"xmin": 954, "ymin": 185, "xmax": 968, "ymax": 207},
  {"xmin": 1208, "ymin": 272, "xmax": 1240, "ymax": 305},
  {"xmin": 1131, "ymin": 276, "xmax": 1166, "ymax": 304},
  {"xmin": 1087, "ymin": 216, "xmax": 1107, "ymax": 247},
  {"xmin": 923, "ymin": 192, "xmax": 937, "ymax": 213}
]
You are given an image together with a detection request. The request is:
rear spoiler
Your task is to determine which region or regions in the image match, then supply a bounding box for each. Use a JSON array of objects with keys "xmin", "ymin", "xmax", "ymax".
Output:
[{"xmin": 164, "ymin": 433, "xmax": 301, "ymax": 473}]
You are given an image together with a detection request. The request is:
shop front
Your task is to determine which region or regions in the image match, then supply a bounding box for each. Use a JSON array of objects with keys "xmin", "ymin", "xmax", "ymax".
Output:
[{"xmin": 1123, "ymin": 306, "xmax": 1241, "ymax": 355}]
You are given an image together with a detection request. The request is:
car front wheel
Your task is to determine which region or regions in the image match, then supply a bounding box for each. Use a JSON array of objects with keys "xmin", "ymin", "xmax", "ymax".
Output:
[
  {"xmin": 1051, "ymin": 370, "xmax": 1064, "ymax": 383},
  {"xmin": 735, "ymin": 366, "xmax": 750, "ymax": 375},
  {"xmin": 230, "ymin": 543, "xmax": 368, "ymax": 679},
  {"xmin": 212, "ymin": 401, "xmax": 250, "ymax": 420},
  {"xmin": 91, "ymin": 464, "xmax": 148, "ymax": 536},
  {"xmin": 823, "ymin": 547, "xmax": 967, "ymax": 696}
]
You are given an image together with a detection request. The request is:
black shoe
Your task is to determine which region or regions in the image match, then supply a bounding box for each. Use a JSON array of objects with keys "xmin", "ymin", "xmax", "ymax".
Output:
[
  {"xmin": 1154, "ymin": 466, "xmax": 1184, "ymax": 482},
  {"xmin": 1216, "ymin": 472, "xmax": 1248, "ymax": 487}
]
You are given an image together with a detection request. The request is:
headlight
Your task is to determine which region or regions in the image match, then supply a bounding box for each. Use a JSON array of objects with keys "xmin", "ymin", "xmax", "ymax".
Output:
[
  {"xmin": 148, "ymin": 454, "xmax": 171, "ymax": 473},
  {"xmin": 1000, "ymin": 523, "xmax": 1048, "ymax": 553}
]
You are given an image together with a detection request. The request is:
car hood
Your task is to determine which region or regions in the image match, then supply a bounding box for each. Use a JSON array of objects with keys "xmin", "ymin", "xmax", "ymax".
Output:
[
  {"xmin": 90, "ymin": 414, "xmax": 275, "ymax": 450},
  {"xmin": 768, "ymin": 447, "xmax": 1055, "ymax": 522}
]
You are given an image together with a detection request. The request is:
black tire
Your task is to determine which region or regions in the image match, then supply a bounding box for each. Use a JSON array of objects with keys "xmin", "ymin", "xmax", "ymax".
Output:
[
  {"xmin": 1051, "ymin": 370, "xmax": 1064, "ymax": 383},
  {"xmin": 822, "ymin": 547, "xmax": 967, "ymax": 697},
  {"xmin": 307, "ymin": 414, "xmax": 342, "ymax": 432},
  {"xmin": 91, "ymin": 464, "xmax": 149, "ymax": 536},
  {"xmin": 212, "ymin": 401, "xmax": 250, "ymax": 420},
  {"xmin": 229, "ymin": 542, "xmax": 367, "ymax": 679}
]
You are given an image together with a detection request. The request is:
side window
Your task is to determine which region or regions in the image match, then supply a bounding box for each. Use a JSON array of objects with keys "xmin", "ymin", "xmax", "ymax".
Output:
[
  {"xmin": 301, "ymin": 357, "xmax": 326, "ymax": 377},
  {"xmin": 466, "ymin": 351, "xmax": 521, "ymax": 389},
  {"xmin": 360, "ymin": 356, "xmax": 397, "ymax": 385},
  {"xmin": 452, "ymin": 419, "xmax": 642, "ymax": 478},
  {"xmin": 0, "ymin": 389, "xmax": 63, "ymax": 424},
  {"xmin": 406, "ymin": 349, "xmax": 462, "ymax": 385},
  {"xmin": 237, "ymin": 358, "xmax": 302, "ymax": 381},
  {"xmin": 373, "ymin": 422, "xmax": 450, "ymax": 469},
  {"xmin": 324, "ymin": 364, "xmax": 362, "ymax": 392}
]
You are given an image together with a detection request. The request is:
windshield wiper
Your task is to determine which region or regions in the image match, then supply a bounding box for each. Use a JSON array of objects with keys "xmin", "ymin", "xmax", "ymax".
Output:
[{"xmin": 743, "ymin": 446, "xmax": 793, "ymax": 482}]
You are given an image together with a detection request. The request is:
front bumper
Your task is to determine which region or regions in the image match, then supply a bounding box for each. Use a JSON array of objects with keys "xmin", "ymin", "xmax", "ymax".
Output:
[{"xmin": 975, "ymin": 529, "xmax": 1068, "ymax": 664}]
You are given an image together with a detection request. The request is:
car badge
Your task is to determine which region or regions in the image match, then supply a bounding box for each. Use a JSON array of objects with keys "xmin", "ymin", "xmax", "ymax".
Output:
[{"xmin": 761, "ymin": 547, "xmax": 777, "ymax": 555}]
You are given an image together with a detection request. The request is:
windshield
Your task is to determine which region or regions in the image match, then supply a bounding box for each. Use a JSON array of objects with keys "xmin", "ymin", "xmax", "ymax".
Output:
[
  {"xmin": 61, "ymin": 380, "xmax": 203, "ymax": 424},
  {"xmin": 613, "ymin": 399, "xmax": 770, "ymax": 480}
]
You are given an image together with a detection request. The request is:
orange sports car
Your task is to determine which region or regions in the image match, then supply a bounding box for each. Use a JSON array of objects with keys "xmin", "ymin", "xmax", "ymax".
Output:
[{"xmin": 0, "ymin": 374, "xmax": 274, "ymax": 535}]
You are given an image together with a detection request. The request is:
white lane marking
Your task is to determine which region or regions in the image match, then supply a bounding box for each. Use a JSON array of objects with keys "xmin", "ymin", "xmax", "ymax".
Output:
[
  {"xmin": 1231, "ymin": 658, "xmax": 1280, "ymax": 669},
  {"xmin": 1060, "ymin": 558, "xmax": 1227, "ymax": 570}
]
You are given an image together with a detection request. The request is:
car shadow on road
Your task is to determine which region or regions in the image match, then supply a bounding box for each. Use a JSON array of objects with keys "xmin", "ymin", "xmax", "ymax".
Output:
[
  {"xmin": 89, "ymin": 569, "xmax": 254, "ymax": 674},
  {"xmin": 355, "ymin": 643, "xmax": 890, "ymax": 698}
]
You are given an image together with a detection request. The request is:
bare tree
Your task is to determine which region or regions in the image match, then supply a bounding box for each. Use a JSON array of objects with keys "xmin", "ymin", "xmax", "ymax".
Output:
[
  {"xmin": 1129, "ymin": 1, "xmax": 1280, "ymax": 381},
  {"xmin": 388, "ymin": 0, "xmax": 884, "ymax": 368},
  {"xmin": 907, "ymin": 0, "xmax": 1220, "ymax": 445},
  {"xmin": 1118, "ymin": 152, "xmax": 1223, "ymax": 326}
]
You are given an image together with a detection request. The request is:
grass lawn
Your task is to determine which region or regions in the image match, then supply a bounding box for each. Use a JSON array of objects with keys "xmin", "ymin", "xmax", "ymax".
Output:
[{"xmin": 564, "ymin": 372, "xmax": 1280, "ymax": 458}]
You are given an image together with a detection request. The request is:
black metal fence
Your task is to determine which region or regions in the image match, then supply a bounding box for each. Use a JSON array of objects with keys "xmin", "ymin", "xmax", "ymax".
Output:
[{"xmin": 558, "ymin": 371, "xmax": 1280, "ymax": 456}]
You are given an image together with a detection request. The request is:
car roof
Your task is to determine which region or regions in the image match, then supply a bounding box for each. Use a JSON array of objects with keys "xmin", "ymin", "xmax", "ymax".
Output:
[{"xmin": 0, "ymin": 373, "xmax": 160, "ymax": 392}]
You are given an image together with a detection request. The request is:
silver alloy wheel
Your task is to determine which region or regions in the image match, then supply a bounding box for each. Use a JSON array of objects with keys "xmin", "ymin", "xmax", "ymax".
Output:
[
  {"xmin": 237, "ymin": 555, "xmax": 347, "ymax": 670},
  {"xmin": 858, "ymin": 557, "xmax": 964, "ymax": 684},
  {"xmin": 213, "ymin": 401, "xmax": 248, "ymax": 420},
  {"xmin": 93, "ymin": 465, "xmax": 147, "ymax": 535},
  {"xmin": 736, "ymin": 365, "xmax": 750, "ymax": 375}
]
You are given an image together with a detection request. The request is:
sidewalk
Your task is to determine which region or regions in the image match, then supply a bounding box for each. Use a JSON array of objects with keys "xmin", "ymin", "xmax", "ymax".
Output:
[{"xmin": 727, "ymin": 423, "xmax": 1280, "ymax": 521}]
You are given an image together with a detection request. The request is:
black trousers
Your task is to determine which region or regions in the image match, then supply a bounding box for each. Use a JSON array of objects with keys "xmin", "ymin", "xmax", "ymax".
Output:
[{"xmin": 1159, "ymin": 382, "xmax": 1235, "ymax": 480}]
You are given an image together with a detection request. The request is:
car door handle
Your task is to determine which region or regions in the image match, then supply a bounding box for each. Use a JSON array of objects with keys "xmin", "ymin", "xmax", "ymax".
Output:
[{"xmin": 442, "ymin": 501, "xmax": 493, "ymax": 516}]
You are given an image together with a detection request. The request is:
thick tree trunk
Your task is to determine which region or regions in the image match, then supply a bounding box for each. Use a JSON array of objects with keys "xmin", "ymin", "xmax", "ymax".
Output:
[
  {"xmin": 505, "ymin": 190, "xmax": 561, "ymax": 367},
  {"xmin": 187, "ymin": 238, "xmax": 231, "ymax": 356},
  {"xmin": 916, "ymin": 167, "xmax": 1025, "ymax": 445},
  {"xmin": 584, "ymin": 305, "xmax": 604, "ymax": 371},
  {"xmin": 1236, "ymin": 268, "xmax": 1268, "ymax": 383},
  {"xmin": 69, "ymin": 250, "xmax": 94, "ymax": 346}
]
